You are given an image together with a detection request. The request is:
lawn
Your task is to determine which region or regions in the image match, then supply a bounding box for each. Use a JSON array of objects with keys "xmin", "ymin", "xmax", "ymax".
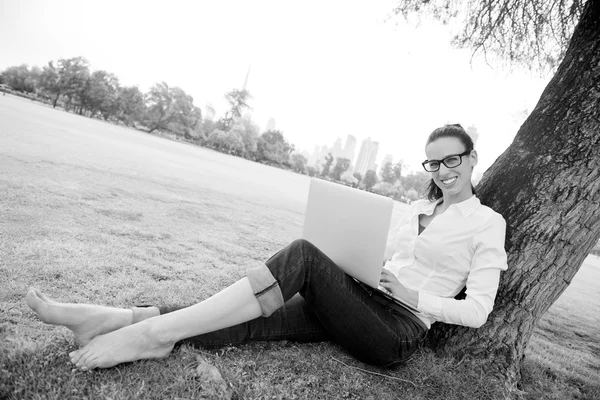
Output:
[{"xmin": 1, "ymin": 95, "xmax": 598, "ymax": 399}]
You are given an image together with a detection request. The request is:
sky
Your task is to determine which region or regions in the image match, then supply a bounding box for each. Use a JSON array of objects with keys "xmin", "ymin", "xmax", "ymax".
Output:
[{"xmin": 0, "ymin": 0, "xmax": 552, "ymax": 173}]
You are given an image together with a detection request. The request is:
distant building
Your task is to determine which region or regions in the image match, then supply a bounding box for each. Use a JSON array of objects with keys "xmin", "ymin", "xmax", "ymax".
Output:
[
  {"xmin": 332, "ymin": 138, "xmax": 343, "ymax": 159},
  {"xmin": 354, "ymin": 138, "xmax": 380, "ymax": 176},
  {"xmin": 309, "ymin": 135, "xmax": 357, "ymax": 170},
  {"xmin": 342, "ymin": 135, "xmax": 357, "ymax": 164}
]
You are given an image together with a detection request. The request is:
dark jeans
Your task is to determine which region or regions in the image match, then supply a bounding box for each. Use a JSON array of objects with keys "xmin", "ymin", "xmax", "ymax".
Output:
[{"xmin": 159, "ymin": 239, "xmax": 427, "ymax": 366}]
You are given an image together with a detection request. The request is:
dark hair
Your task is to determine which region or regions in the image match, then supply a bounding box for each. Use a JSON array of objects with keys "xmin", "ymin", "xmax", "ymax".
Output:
[{"xmin": 423, "ymin": 124, "xmax": 476, "ymax": 201}]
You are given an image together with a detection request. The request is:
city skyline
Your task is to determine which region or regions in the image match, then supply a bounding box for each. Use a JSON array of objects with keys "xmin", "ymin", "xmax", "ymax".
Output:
[
  {"xmin": 304, "ymin": 124, "xmax": 483, "ymax": 177},
  {"xmin": 304, "ymin": 135, "xmax": 382, "ymax": 176}
]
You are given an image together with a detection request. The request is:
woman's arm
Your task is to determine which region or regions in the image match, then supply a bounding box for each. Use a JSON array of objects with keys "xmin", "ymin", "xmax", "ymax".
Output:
[{"xmin": 416, "ymin": 214, "xmax": 508, "ymax": 328}]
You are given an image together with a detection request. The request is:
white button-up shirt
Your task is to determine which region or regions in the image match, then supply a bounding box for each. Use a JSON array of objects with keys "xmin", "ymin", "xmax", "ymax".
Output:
[{"xmin": 384, "ymin": 196, "xmax": 508, "ymax": 329}]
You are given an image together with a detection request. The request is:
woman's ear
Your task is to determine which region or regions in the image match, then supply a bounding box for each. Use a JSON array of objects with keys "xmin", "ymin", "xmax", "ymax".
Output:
[{"xmin": 470, "ymin": 150, "xmax": 478, "ymax": 167}]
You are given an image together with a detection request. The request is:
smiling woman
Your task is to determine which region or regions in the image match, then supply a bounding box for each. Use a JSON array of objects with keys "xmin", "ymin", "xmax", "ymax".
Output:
[
  {"xmin": 26, "ymin": 123, "xmax": 507, "ymax": 371},
  {"xmin": 422, "ymin": 124, "xmax": 478, "ymax": 204}
]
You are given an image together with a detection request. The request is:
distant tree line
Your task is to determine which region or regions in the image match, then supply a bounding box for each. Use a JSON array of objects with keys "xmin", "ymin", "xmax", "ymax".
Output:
[
  {"xmin": 0, "ymin": 57, "xmax": 429, "ymax": 203},
  {"xmin": 0, "ymin": 57, "xmax": 295, "ymax": 166}
]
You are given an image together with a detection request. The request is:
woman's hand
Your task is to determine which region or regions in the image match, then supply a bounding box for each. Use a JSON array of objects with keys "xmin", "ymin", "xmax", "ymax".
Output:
[{"xmin": 379, "ymin": 268, "xmax": 419, "ymax": 308}]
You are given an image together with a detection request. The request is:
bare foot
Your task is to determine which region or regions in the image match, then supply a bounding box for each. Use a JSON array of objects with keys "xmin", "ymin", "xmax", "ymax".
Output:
[
  {"xmin": 69, "ymin": 320, "xmax": 174, "ymax": 369},
  {"xmin": 26, "ymin": 288, "xmax": 133, "ymax": 346}
]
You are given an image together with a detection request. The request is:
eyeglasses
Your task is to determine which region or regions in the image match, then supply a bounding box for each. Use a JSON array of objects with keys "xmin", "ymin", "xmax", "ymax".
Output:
[{"xmin": 422, "ymin": 150, "xmax": 471, "ymax": 172}]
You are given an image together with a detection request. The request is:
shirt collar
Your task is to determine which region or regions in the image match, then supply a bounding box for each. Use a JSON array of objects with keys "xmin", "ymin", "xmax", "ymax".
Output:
[
  {"xmin": 452, "ymin": 195, "xmax": 481, "ymax": 217},
  {"xmin": 420, "ymin": 195, "xmax": 480, "ymax": 217}
]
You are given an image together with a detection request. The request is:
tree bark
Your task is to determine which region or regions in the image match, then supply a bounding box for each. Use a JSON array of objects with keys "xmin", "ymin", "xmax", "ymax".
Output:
[{"xmin": 426, "ymin": 0, "xmax": 600, "ymax": 394}]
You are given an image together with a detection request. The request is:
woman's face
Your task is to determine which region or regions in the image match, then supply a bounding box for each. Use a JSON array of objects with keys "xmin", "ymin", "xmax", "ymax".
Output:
[{"xmin": 425, "ymin": 136, "xmax": 477, "ymax": 201}]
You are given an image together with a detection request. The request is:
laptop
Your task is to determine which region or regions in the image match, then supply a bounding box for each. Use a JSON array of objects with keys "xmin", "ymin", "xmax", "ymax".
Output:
[
  {"xmin": 302, "ymin": 178, "xmax": 420, "ymax": 313},
  {"xmin": 302, "ymin": 176, "xmax": 397, "ymax": 285}
]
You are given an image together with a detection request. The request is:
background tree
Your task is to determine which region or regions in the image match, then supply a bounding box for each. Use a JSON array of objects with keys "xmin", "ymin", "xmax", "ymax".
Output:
[
  {"xmin": 39, "ymin": 61, "xmax": 62, "ymax": 107},
  {"xmin": 225, "ymin": 124, "xmax": 245, "ymax": 155},
  {"xmin": 222, "ymin": 130, "xmax": 245, "ymax": 154},
  {"xmin": 353, "ymin": 172, "xmax": 363, "ymax": 184},
  {"xmin": 231, "ymin": 116, "xmax": 259, "ymax": 157},
  {"xmin": 290, "ymin": 153, "xmax": 308, "ymax": 174},
  {"xmin": 341, "ymin": 170, "xmax": 359, "ymax": 187},
  {"xmin": 361, "ymin": 169, "xmax": 378, "ymax": 190},
  {"xmin": 394, "ymin": 182, "xmax": 407, "ymax": 199},
  {"xmin": 1, "ymin": 64, "xmax": 37, "ymax": 93},
  {"xmin": 168, "ymin": 89, "xmax": 202, "ymax": 139},
  {"xmin": 393, "ymin": 160, "xmax": 404, "ymax": 182},
  {"xmin": 393, "ymin": 0, "xmax": 600, "ymax": 393},
  {"xmin": 57, "ymin": 57, "xmax": 90, "ymax": 111},
  {"xmin": 221, "ymin": 89, "xmax": 251, "ymax": 129},
  {"xmin": 145, "ymin": 82, "xmax": 177, "ymax": 133},
  {"xmin": 144, "ymin": 82, "xmax": 199, "ymax": 135},
  {"xmin": 406, "ymin": 188, "xmax": 419, "ymax": 202},
  {"xmin": 256, "ymin": 130, "xmax": 293, "ymax": 165},
  {"xmin": 206, "ymin": 129, "xmax": 244, "ymax": 154},
  {"xmin": 399, "ymin": 171, "xmax": 430, "ymax": 194},
  {"xmin": 206, "ymin": 129, "xmax": 225, "ymax": 150},
  {"xmin": 372, "ymin": 182, "xmax": 399, "ymax": 198},
  {"xmin": 306, "ymin": 166, "xmax": 318, "ymax": 177},
  {"xmin": 115, "ymin": 86, "xmax": 145, "ymax": 127},
  {"xmin": 331, "ymin": 157, "xmax": 351, "ymax": 181},
  {"xmin": 28, "ymin": 66, "xmax": 42, "ymax": 93},
  {"xmin": 80, "ymin": 70, "xmax": 120, "ymax": 118},
  {"xmin": 379, "ymin": 161, "xmax": 396, "ymax": 184},
  {"xmin": 320, "ymin": 153, "xmax": 334, "ymax": 178},
  {"xmin": 199, "ymin": 103, "xmax": 217, "ymax": 141}
]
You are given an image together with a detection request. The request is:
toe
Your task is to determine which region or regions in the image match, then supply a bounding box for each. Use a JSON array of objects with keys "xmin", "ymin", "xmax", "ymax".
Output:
[
  {"xmin": 77, "ymin": 351, "xmax": 100, "ymax": 370},
  {"xmin": 76, "ymin": 349, "xmax": 97, "ymax": 369},
  {"xmin": 25, "ymin": 290, "xmax": 40, "ymax": 309},
  {"xmin": 70, "ymin": 349, "xmax": 87, "ymax": 365},
  {"xmin": 34, "ymin": 289, "xmax": 53, "ymax": 303},
  {"xmin": 84, "ymin": 355, "xmax": 101, "ymax": 370}
]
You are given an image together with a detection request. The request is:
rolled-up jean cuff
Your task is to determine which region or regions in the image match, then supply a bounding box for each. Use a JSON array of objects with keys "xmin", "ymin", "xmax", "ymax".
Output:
[{"xmin": 246, "ymin": 264, "xmax": 285, "ymax": 317}]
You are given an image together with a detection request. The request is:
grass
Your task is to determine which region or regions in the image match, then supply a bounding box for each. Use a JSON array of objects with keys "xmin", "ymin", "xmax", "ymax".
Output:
[
  {"xmin": 520, "ymin": 255, "xmax": 600, "ymax": 400},
  {"xmin": 1, "ymin": 94, "xmax": 599, "ymax": 399}
]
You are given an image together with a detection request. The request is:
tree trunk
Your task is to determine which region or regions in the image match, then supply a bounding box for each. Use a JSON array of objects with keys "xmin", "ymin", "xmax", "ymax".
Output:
[
  {"xmin": 426, "ymin": 0, "xmax": 600, "ymax": 394},
  {"xmin": 52, "ymin": 92, "xmax": 59, "ymax": 108}
]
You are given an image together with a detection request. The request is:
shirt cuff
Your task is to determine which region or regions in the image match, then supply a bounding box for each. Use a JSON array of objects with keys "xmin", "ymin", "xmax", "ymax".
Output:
[{"xmin": 417, "ymin": 291, "xmax": 442, "ymax": 319}]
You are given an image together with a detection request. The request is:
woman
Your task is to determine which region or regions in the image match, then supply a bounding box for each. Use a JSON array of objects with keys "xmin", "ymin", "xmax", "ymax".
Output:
[{"xmin": 26, "ymin": 124, "xmax": 507, "ymax": 371}]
